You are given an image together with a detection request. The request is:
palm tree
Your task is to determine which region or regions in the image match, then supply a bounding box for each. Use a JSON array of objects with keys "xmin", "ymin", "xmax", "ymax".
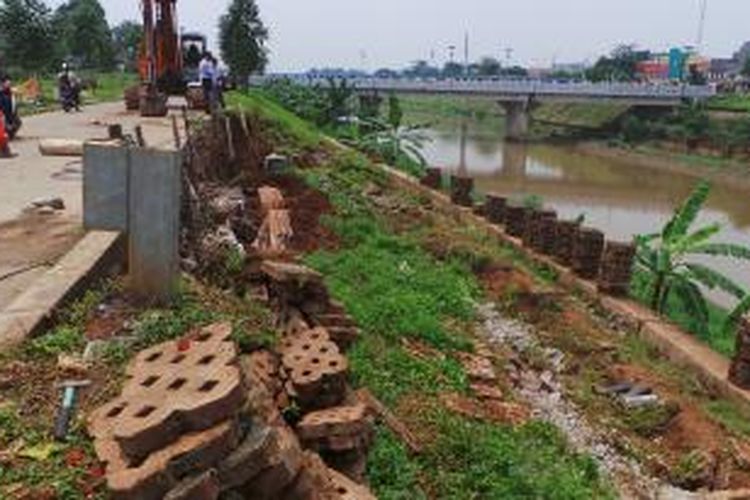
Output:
[{"xmin": 635, "ymin": 180, "xmax": 750, "ymax": 335}]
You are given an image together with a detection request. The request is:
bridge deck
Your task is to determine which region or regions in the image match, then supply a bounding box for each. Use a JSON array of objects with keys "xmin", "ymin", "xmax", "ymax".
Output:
[{"xmin": 251, "ymin": 76, "xmax": 716, "ymax": 104}]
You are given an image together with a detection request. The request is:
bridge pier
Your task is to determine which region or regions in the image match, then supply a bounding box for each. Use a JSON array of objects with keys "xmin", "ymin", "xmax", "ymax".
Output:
[{"xmin": 500, "ymin": 100, "xmax": 531, "ymax": 142}]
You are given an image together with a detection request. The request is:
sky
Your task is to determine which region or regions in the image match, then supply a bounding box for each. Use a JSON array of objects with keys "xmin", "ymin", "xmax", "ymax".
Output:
[{"xmin": 50, "ymin": 0, "xmax": 750, "ymax": 71}]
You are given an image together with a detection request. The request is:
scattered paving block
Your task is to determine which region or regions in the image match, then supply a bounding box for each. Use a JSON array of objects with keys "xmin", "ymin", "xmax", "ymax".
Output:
[
  {"xmin": 326, "ymin": 466, "xmax": 378, "ymax": 500},
  {"xmin": 257, "ymin": 187, "xmax": 286, "ymax": 213},
  {"xmin": 484, "ymin": 194, "xmax": 507, "ymax": 225},
  {"xmin": 297, "ymin": 404, "xmax": 372, "ymax": 444},
  {"xmin": 217, "ymin": 423, "xmax": 275, "ymax": 490},
  {"xmin": 730, "ymin": 318, "xmax": 750, "ymax": 390},
  {"xmin": 89, "ymin": 323, "xmax": 245, "ymax": 463},
  {"xmin": 420, "ymin": 168, "xmax": 442, "ymax": 190},
  {"xmin": 236, "ymin": 425, "xmax": 304, "ymax": 499},
  {"xmin": 280, "ymin": 329, "xmax": 349, "ymax": 409},
  {"xmin": 470, "ymin": 383, "xmax": 505, "ymax": 401},
  {"xmin": 164, "ymin": 469, "xmax": 220, "ymax": 500},
  {"xmin": 598, "ymin": 241, "xmax": 636, "ymax": 296},
  {"xmin": 554, "ymin": 220, "xmax": 581, "ymax": 267},
  {"xmin": 240, "ymin": 350, "xmax": 282, "ymax": 395},
  {"xmin": 505, "ymin": 206, "xmax": 529, "ymax": 238},
  {"xmin": 572, "ymin": 228, "xmax": 605, "ymax": 280},
  {"xmin": 261, "ymin": 261, "xmax": 323, "ymax": 285},
  {"xmin": 104, "ymin": 420, "xmax": 239, "ymax": 500},
  {"xmin": 457, "ymin": 352, "xmax": 498, "ymax": 384},
  {"xmin": 321, "ymin": 326, "xmax": 360, "ymax": 352}
]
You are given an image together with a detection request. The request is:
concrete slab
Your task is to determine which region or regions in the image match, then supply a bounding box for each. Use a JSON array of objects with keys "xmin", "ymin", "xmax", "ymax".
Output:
[{"xmin": 0, "ymin": 230, "xmax": 124, "ymax": 350}]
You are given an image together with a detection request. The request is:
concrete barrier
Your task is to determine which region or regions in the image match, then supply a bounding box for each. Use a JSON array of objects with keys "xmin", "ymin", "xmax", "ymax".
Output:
[{"xmin": 0, "ymin": 231, "xmax": 125, "ymax": 349}]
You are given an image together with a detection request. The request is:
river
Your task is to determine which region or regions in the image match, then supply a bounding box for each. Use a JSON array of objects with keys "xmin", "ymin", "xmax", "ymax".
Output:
[{"xmin": 421, "ymin": 121, "xmax": 750, "ymax": 307}]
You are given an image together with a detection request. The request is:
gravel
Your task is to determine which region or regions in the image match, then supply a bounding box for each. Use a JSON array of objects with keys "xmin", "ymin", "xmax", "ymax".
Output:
[{"xmin": 475, "ymin": 302, "xmax": 687, "ymax": 499}]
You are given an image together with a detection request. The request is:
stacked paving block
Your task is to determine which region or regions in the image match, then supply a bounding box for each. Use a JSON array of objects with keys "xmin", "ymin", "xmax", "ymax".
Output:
[
  {"xmin": 572, "ymin": 228, "xmax": 605, "ymax": 280},
  {"xmin": 730, "ymin": 318, "xmax": 750, "ymax": 390},
  {"xmin": 554, "ymin": 220, "xmax": 581, "ymax": 266},
  {"xmin": 598, "ymin": 241, "xmax": 637, "ymax": 296},
  {"xmin": 420, "ymin": 167, "xmax": 443, "ymax": 190},
  {"xmin": 485, "ymin": 194, "xmax": 508, "ymax": 225},
  {"xmin": 297, "ymin": 404, "xmax": 375, "ymax": 482},
  {"xmin": 88, "ymin": 323, "xmax": 245, "ymax": 499},
  {"xmin": 450, "ymin": 175, "xmax": 474, "ymax": 207},
  {"xmin": 505, "ymin": 205, "xmax": 529, "ymax": 238},
  {"xmin": 310, "ymin": 304, "xmax": 361, "ymax": 352},
  {"xmin": 280, "ymin": 328, "xmax": 349, "ymax": 410},
  {"xmin": 529, "ymin": 210, "xmax": 557, "ymax": 255}
]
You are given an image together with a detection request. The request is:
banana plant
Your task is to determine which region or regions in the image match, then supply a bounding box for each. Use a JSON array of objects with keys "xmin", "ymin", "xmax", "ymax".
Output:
[{"xmin": 635, "ymin": 180, "xmax": 750, "ymax": 336}]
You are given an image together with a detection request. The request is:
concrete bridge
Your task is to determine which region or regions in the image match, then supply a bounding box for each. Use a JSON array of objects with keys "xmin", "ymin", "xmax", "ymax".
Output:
[{"xmin": 249, "ymin": 75, "xmax": 716, "ymax": 141}]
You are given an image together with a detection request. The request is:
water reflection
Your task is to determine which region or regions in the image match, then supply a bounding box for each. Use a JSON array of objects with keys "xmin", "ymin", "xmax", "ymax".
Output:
[{"xmin": 422, "ymin": 120, "xmax": 750, "ymax": 303}]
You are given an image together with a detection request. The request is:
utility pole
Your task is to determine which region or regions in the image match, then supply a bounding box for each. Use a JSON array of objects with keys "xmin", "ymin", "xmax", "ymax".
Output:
[
  {"xmin": 464, "ymin": 31, "xmax": 470, "ymax": 77},
  {"xmin": 696, "ymin": 0, "xmax": 708, "ymax": 50},
  {"xmin": 448, "ymin": 45, "xmax": 456, "ymax": 63}
]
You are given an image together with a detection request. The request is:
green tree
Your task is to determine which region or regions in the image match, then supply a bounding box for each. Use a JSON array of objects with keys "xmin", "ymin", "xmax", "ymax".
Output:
[
  {"xmin": 741, "ymin": 57, "xmax": 750, "ymax": 78},
  {"xmin": 0, "ymin": 0, "xmax": 55, "ymax": 73},
  {"xmin": 587, "ymin": 44, "xmax": 646, "ymax": 82},
  {"xmin": 219, "ymin": 0, "xmax": 269, "ymax": 86},
  {"xmin": 478, "ymin": 57, "xmax": 501, "ymax": 77},
  {"xmin": 635, "ymin": 181, "xmax": 750, "ymax": 335},
  {"xmin": 387, "ymin": 94, "xmax": 403, "ymax": 129},
  {"xmin": 112, "ymin": 20, "xmax": 143, "ymax": 70},
  {"xmin": 442, "ymin": 62, "xmax": 463, "ymax": 78},
  {"xmin": 54, "ymin": 0, "xmax": 115, "ymax": 69}
]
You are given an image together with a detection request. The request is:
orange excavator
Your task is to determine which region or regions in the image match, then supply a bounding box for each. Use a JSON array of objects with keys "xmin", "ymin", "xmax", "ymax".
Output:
[{"xmin": 136, "ymin": 0, "xmax": 206, "ymax": 116}]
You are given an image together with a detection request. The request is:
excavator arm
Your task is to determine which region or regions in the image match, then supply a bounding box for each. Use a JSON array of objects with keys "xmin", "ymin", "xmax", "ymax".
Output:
[{"xmin": 139, "ymin": 0, "xmax": 182, "ymax": 93}]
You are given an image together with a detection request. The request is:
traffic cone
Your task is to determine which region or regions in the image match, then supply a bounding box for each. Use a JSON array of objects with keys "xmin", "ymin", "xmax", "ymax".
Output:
[{"xmin": 0, "ymin": 118, "xmax": 10, "ymax": 158}]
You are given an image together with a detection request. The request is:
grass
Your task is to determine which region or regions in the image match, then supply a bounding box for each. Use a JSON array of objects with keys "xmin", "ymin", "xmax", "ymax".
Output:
[
  {"xmin": 226, "ymin": 90, "xmax": 323, "ymax": 152},
  {"xmin": 630, "ymin": 269, "xmax": 734, "ymax": 358},
  {"xmin": 296, "ymin": 155, "xmax": 614, "ymax": 498},
  {"xmin": 708, "ymin": 93, "xmax": 750, "ymax": 113},
  {"xmin": 0, "ymin": 277, "xmax": 273, "ymax": 499}
]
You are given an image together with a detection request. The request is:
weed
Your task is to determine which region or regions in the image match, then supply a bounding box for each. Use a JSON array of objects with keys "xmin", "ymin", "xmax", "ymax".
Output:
[{"xmin": 367, "ymin": 427, "xmax": 425, "ymax": 500}]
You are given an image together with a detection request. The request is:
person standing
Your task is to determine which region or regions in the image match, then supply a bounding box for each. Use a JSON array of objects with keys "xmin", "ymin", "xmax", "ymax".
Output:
[
  {"xmin": 199, "ymin": 52, "xmax": 216, "ymax": 113},
  {"xmin": 0, "ymin": 75, "xmax": 14, "ymax": 158}
]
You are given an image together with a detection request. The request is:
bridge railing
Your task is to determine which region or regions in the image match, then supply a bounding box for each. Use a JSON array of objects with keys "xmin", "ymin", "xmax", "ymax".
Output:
[{"xmin": 249, "ymin": 76, "xmax": 716, "ymax": 100}]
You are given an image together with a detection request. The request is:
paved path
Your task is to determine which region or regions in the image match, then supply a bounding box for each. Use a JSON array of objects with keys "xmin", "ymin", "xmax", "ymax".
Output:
[
  {"xmin": 0, "ymin": 101, "xmax": 181, "ymax": 223},
  {"xmin": 0, "ymin": 101, "xmax": 185, "ymax": 311}
]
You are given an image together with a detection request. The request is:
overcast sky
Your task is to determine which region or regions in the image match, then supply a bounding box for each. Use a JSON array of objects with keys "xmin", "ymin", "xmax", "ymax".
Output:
[{"xmin": 51, "ymin": 0, "xmax": 750, "ymax": 71}]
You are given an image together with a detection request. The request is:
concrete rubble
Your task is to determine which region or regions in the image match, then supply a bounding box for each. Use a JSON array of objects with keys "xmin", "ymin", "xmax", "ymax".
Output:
[{"xmin": 88, "ymin": 258, "xmax": 377, "ymax": 498}]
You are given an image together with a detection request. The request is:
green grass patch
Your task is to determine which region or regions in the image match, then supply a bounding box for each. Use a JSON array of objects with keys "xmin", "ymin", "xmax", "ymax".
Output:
[
  {"xmin": 708, "ymin": 94, "xmax": 750, "ymax": 113},
  {"xmin": 227, "ymin": 90, "xmax": 323, "ymax": 151},
  {"xmin": 630, "ymin": 270, "xmax": 734, "ymax": 358}
]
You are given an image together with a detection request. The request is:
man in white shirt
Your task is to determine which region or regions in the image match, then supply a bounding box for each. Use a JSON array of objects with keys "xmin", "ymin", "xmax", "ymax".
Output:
[{"xmin": 199, "ymin": 52, "xmax": 216, "ymax": 113}]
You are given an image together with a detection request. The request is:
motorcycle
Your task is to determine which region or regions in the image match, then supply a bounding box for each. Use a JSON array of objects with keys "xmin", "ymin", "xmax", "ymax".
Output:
[{"xmin": 59, "ymin": 80, "xmax": 81, "ymax": 113}]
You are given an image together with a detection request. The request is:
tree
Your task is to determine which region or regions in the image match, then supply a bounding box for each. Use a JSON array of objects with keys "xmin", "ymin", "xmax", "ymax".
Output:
[
  {"xmin": 587, "ymin": 44, "xmax": 646, "ymax": 82},
  {"xmin": 635, "ymin": 181, "xmax": 750, "ymax": 335},
  {"xmin": 741, "ymin": 57, "xmax": 750, "ymax": 78},
  {"xmin": 442, "ymin": 62, "xmax": 463, "ymax": 78},
  {"xmin": 219, "ymin": 0, "xmax": 269, "ymax": 86},
  {"xmin": 112, "ymin": 20, "xmax": 143, "ymax": 70},
  {"xmin": 478, "ymin": 57, "xmax": 501, "ymax": 77},
  {"xmin": 0, "ymin": 0, "xmax": 55, "ymax": 74},
  {"xmin": 404, "ymin": 60, "xmax": 439, "ymax": 79},
  {"xmin": 54, "ymin": 0, "xmax": 115, "ymax": 69}
]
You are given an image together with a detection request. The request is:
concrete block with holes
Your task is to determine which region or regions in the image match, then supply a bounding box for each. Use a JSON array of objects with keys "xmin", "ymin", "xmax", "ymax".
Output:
[
  {"xmin": 279, "ymin": 328, "xmax": 349, "ymax": 409},
  {"xmin": 296, "ymin": 404, "xmax": 374, "ymax": 453},
  {"xmin": 88, "ymin": 322, "xmax": 246, "ymax": 494},
  {"xmin": 89, "ymin": 323, "xmax": 244, "ymax": 462}
]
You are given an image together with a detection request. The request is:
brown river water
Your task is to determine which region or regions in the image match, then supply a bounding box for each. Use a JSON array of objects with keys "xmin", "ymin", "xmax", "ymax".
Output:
[{"xmin": 421, "ymin": 122, "xmax": 750, "ymax": 307}]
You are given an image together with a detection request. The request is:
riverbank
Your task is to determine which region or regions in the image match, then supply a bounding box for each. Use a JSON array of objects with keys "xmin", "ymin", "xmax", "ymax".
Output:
[
  {"xmin": 573, "ymin": 141, "xmax": 750, "ymax": 192},
  {"xmin": 244, "ymin": 90, "xmax": 750, "ymax": 496}
]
